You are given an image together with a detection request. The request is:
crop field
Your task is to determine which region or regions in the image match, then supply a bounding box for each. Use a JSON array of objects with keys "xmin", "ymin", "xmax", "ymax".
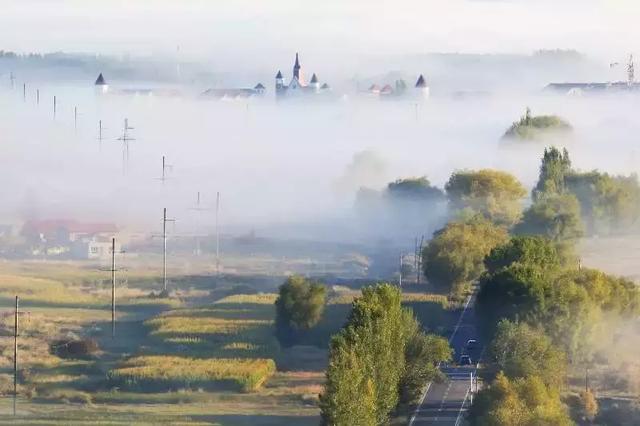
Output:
[
  {"xmin": 110, "ymin": 356, "xmax": 277, "ymax": 392},
  {"xmin": 0, "ymin": 260, "xmax": 461, "ymax": 424}
]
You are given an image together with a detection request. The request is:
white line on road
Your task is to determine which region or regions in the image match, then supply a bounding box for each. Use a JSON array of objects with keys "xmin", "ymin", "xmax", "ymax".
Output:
[
  {"xmin": 408, "ymin": 292, "xmax": 474, "ymax": 426},
  {"xmin": 454, "ymin": 388, "xmax": 471, "ymax": 426}
]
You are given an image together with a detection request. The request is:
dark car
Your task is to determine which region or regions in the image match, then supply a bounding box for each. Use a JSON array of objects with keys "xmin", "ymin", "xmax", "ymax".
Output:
[
  {"xmin": 458, "ymin": 354, "xmax": 472, "ymax": 365},
  {"xmin": 466, "ymin": 339, "xmax": 479, "ymax": 351}
]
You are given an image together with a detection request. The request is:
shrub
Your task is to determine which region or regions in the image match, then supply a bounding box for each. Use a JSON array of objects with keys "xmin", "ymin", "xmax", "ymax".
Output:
[{"xmin": 50, "ymin": 338, "xmax": 99, "ymax": 359}]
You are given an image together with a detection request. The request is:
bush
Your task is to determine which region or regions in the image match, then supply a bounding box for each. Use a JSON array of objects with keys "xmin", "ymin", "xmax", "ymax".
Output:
[
  {"xmin": 275, "ymin": 276, "xmax": 327, "ymax": 346},
  {"xmin": 50, "ymin": 338, "xmax": 99, "ymax": 359}
]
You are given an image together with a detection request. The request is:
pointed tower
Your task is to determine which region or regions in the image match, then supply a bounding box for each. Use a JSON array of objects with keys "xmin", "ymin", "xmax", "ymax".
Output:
[
  {"xmin": 293, "ymin": 53, "xmax": 301, "ymax": 80},
  {"xmin": 414, "ymin": 74, "xmax": 429, "ymax": 99},
  {"xmin": 310, "ymin": 73, "xmax": 320, "ymax": 92},
  {"xmin": 275, "ymin": 70, "xmax": 284, "ymax": 91},
  {"xmin": 94, "ymin": 73, "xmax": 109, "ymax": 94}
]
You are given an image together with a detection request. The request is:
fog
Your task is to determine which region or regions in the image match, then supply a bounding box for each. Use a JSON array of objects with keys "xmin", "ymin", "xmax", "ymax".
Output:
[
  {"xmin": 3, "ymin": 76, "xmax": 640, "ymax": 246},
  {"xmin": 2, "ymin": 0, "xmax": 640, "ymax": 248}
]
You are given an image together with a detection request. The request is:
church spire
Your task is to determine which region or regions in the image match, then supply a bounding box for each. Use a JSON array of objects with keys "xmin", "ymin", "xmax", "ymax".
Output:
[{"xmin": 293, "ymin": 53, "xmax": 301, "ymax": 79}]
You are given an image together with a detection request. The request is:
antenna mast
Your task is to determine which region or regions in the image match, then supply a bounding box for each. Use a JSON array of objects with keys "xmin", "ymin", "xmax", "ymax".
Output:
[{"xmin": 628, "ymin": 54, "xmax": 635, "ymax": 86}]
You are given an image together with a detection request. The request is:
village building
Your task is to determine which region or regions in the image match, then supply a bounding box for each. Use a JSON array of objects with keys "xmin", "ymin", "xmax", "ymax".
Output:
[
  {"xmin": 21, "ymin": 219, "xmax": 119, "ymax": 259},
  {"xmin": 94, "ymin": 73, "xmax": 109, "ymax": 94},
  {"xmin": 201, "ymin": 82, "xmax": 266, "ymax": 100},
  {"xmin": 275, "ymin": 53, "xmax": 331, "ymax": 98},
  {"xmin": 364, "ymin": 74, "xmax": 430, "ymax": 99}
]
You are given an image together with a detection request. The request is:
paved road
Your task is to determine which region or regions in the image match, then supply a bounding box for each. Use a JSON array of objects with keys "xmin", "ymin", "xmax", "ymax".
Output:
[{"xmin": 409, "ymin": 293, "xmax": 482, "ymax": 426}]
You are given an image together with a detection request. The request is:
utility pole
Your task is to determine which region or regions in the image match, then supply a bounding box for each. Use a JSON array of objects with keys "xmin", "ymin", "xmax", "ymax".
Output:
[
  {"xmin": 98, "ymin": 120, "xmax": 105, "ymax": 151},
  {"xmin": 13, "ymin": 296, "xmax": 18, "ymax": 417},
  {"xmin": 111, "ymin": 238, "xmax": 116, "ymax": 338},
  {"xmin": 22, "ymin": 83, "xmax": 26, "ymax": 102},
  {"xmin": 162, "ymin": 208, "xmax": 175, "ymax": 292},
  {"xmin": 189, "ymin": 192, "xmax": 210, "ymax": 256},
  {"xmin": 416, "ymin": 235, "xmax": 424, "ymax": 285},
  {"xmin": 585, "ymin": 366, "xmax": 590, "ymax": 392},
  {"xmin": 399, "ymin": 252, "xmax": 403, "ymax": 287},
  {"xmin": 157, "ymin": 156, "xmax": 173, "ymax": 184},
  {"xmin": 74, "ymin": 106, "xmax": 78, "ymax": 132},
  {"xmin": 53, "ymin": 96, "xmax": 57, "ymax": 120},
  {"xmin": 36, "ymin": 89, "xmax": 39, "ymax": 105},
  {"xmin": 116, "ymin": 118, "xmax": 135, "ymax": 174},
  {"xmin": 215, "ymin": 192, "xmax": 220, "ymax": 276},
  {"xmin": 9, "ymin": 72, "xmax": 15, "ymax": 89},
  {"xmin": 8, "ymin": 296, "xmax": 29, "ymax": 417}
]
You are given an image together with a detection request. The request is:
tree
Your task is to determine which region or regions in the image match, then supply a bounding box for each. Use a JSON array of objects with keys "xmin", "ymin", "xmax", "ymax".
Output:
[
  {"xmin": 579, "ymin": 388, "xmax": 599, "ymax": 422},
  {"xmin": 386, "ymin": 177, "xmax": 445, "ymax": 202},
  {"xmin": 468, "ymin": 372, "xmax": 573, "ymax": 426},
  {"xmin": 423, "ymin": 218, "xmax": 509, "ymax": 296},
  {"xmin": 503, "ymin": 109, "xmax": 572, "ymax": 141},
  {"xmin": 400, "ymin": 332, "xmax": 452, "ymax": 404},
  {"xmin": 319, "ymin": 284, "xmax": 451, "ymax": 425},
  {"xmin": 489, "ymin": 320, "xmax": 566, "ymax": 388},
  {"xmin": 565, "ymin": 171, "xmax": 640, "ymax": 235},
  {"xmin": 485, "ymin": 236, "xmax": 562, "ymax": 274},
  {"xmin": 275, "ymin": 276, "xmax": 327, "ymax": 346},
  {"xmin": 515, "ymin": 193, "xmax": 583, "ymax": 243},
  {"xmin": 445, "ymin": 169, "xmax": 527, "ymax": 226},
  {"xmin": 532, "ymin": 147, "xmax": 572, "ymax": 201}
]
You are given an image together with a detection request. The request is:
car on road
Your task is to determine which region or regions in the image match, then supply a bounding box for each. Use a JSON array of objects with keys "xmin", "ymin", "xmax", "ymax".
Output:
[
  {"xmin": 466, "ymin": 339, "xmax": 479, "ymax": 351},
  {"xmin": 458, "ymin": 354, "xmax": 472, "ymax": 365}
]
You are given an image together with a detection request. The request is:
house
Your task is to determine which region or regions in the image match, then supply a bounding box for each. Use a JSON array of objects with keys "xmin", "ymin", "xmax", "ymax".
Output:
[
  {"xmin": 364, "ymin": 74, "xmax": 430, "ymax": 99},
  {"xmin": 21, "ymin": 219, "xmax": 119, "ymax": 259},
  {"xmin": 201, "ymin": 83, "xmax": 266, "ymax": 100}
]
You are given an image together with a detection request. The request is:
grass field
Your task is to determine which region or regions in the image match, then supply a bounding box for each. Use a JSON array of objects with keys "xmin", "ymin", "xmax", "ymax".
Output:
[{"xmin": 0, "ymin": 259, "xmax": 462, "ymax": 424}]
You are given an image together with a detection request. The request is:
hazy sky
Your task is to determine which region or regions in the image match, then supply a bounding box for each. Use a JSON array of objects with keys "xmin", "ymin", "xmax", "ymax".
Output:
[{"xmin": 1, "ymin": 0, "xmax": 638, "ymax": 61}]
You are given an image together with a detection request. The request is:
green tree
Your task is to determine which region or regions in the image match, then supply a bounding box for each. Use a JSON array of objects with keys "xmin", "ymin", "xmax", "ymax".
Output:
[
  {"xmin": 565, "ymin": 171, "xmax": 640, "ymax": 235},
  {"xmin": 423, "ymin": 218, "xmax": 509, "ymax": 296},
  {"xmin": 485, "ymin": 236, "xmax": 562, "ymax": 274},
  {"xmin": 515, "ymin": 193, "xmax": 583, "ymax": 243},
  {"xmin": 532, "ymin": 147, "xmax": 571, "ymax": 201},
  {"xmin": 275, "ymin": 276, "xmax": 327, "ymax": 346},
  {"xmin": 445, "ymin": 169, "xmax": 527, "ymax": 226},
  {"xmin": 468, "ymin": 372, "xmax": 573, "ymax": 426},
  {"xmin": 489, "ymin": 320, "xmax": 566, "ymax": 388},
  {"xmin": 400, "ymin": 332, "xmax": 452, "ymax": 404},
  {"xmin": 319, "ymin": 284, "xmax": 451, "ymax": 425},
  {"xmin": 386, "ymin": 177, "xmax": 445, "ymax": 202}
]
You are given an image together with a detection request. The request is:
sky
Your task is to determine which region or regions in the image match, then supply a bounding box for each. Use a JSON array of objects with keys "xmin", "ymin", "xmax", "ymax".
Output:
[{"xmin": 1, "ymin": 0, "xmax": 638, "ymax": 61}]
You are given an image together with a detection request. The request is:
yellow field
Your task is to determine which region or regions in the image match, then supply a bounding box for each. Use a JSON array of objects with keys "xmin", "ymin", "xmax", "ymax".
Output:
[
  {"xmin": 0, "ymin": 274, "xmax": 104, "ymax": 306},
  {"xmin": 146, "ymin": 316, "xmax": 271, "ymax": 336},
  {"xmin": 110, "ymin": 356, "xmax": 276, "ymax": 392}
]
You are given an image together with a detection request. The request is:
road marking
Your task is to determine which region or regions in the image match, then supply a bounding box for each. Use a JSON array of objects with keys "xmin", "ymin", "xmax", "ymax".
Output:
[
  {"xmin": 409, "ymin": 292, "xmax": 475, "ymax": 426},
  {"xmin": 454, "ymin": 388, "xmax": 471, "ymax": 426}
]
